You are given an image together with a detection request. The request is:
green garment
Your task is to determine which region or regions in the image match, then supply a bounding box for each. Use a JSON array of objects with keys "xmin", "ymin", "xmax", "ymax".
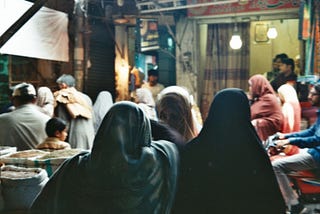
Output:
[{"xmin": 30, "ymin": 101, "xmax": 179, "ymax": 214}]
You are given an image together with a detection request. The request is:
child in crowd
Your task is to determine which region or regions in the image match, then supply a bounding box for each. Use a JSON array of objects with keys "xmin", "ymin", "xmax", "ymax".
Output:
[{"xmin": 36, "ymin": 117, "xmax": 71, "ymax": 151}]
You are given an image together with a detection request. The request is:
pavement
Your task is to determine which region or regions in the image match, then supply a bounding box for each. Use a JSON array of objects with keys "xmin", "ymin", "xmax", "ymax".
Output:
[
  {"xmin": 305, "ymin": 204, "xmax": 320, "ymax": 213},
  {"xmin": 285, "ymin": 203, "xmax": 320, "ymax": 214}
]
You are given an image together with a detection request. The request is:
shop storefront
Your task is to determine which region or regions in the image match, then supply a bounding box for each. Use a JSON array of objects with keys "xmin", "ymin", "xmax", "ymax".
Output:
[{"xmin": 173, "ymin": 0, "xmax": 319, "ymax": 118}]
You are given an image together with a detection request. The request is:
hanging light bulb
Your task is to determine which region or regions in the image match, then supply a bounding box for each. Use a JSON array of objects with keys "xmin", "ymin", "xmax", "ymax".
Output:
[
  {"xmin": 229, "ymin": 35, "xmax": 243, "ymax": 49},
  {"xmin": 267, "ymin": 26, "xmax": 278, "ymax": 39},
  {"xmin": 229, "ymin": 23, "xmax": 242, "ymax": 50},
  {"xmin": 117, "ymin": 0, "xmax": 124, "ymax": 7}
]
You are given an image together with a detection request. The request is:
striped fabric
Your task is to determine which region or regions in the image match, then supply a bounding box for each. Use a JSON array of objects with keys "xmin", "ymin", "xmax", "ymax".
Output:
[{"xmin": 200, "ymin": 23, "xmax": 250, "ymax": 120}]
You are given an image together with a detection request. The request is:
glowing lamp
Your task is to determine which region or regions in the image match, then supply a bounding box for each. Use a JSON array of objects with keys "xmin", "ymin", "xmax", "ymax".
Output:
[
  {"xmin": 229, "ymin": 23, "xmax": 242, "ymax": 50},
  {"xmin": 267, "ymin": 27, "xmax": 278, "ymax": 39},
  {"xmin": 229, "ymin": 34, "xmax": 242, "ymax": 50}
]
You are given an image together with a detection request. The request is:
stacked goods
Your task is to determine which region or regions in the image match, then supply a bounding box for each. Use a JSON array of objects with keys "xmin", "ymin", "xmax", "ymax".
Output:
[
  {"xmin": 33, "ymin": 149, "xmax": 83, "ymax": 176},
  {"xmin": 0, "ymin": 149, "xmax": 83, "ymax": 177},
  {"xmin": 0, "ymin": 150, "xmax": 49, "ymax": 170},
  {"xmin": 37, "ymin": 148, "xmax": 82, "ymax": 159},
  {"xmin": 0, "ymin": 146, "xmax": 17, "ymax": 156},
  {"xmin": 4, "ymin": 150, "xmax": 49, "ymax": 158},
  {"xmin": 0, "ymin": 165, "xmax": 48, "ymax": 211}
]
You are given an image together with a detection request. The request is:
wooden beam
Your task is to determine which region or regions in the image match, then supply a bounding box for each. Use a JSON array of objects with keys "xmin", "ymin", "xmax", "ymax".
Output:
[{"xmin": 0, "ymin": 0, "xmax": 49, "ymax": 48}]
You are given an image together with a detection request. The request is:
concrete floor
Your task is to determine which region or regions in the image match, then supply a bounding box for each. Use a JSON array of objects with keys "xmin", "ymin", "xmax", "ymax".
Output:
[
  {"xmin": 285, "ymin": 203, "xmax": 320, "ymax": 214},
  {"xmin": 305, "ymin": 203, "xmax": 320, "ymax": 213}
]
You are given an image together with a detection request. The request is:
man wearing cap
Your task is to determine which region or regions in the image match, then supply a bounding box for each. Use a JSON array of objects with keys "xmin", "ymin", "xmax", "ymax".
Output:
[
  {"xmin": 141, "ymin": 69, "xmax": 164, "ymax": 102},
  {"xmin": 0, "ymin": 83, "xmax": 50, "ymax": 150},
  {"xmin": 272, "ymin": 83, "xmax": 320, "ymax": 213}
]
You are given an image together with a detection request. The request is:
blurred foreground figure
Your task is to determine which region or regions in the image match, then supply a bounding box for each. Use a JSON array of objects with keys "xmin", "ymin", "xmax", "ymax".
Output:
[
  {"xmin": 30, "ymin": 101, "xmax": 178, "ymax": 214},
  {"xmin": 173, "ymin": 88, "xmax": 285, "ymax": 214}
]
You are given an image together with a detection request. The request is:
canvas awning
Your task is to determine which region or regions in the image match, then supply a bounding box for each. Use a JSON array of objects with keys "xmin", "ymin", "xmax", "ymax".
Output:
[{"xmin": 0, "ymin": 0, "xmax": 69, "ymax": 62}]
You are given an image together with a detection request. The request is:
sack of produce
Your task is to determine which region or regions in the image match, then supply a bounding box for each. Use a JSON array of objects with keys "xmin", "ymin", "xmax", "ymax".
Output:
[
  {"xmin": 0, "ymin": 165, "xmax": 48, "ymax": 210},
  {"xmin": 0, "ymin": 150, "xmax": 49, "ymax": 169},
  {"xmin": 32, "ymin": 149, "xmax": 83, "ymax": 176},
  {"xmin": 0, "ymin": 149, "xmax": 83, "ymax": 177}
]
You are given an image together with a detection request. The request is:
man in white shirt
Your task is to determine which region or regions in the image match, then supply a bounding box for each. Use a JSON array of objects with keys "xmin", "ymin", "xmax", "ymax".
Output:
[
  {"xmin": 0, "ymin": 83, "xmax": 50, "ymax": 150},
  {"xmin": 141, "ymin": 69, "xmax": 164, "ymax": 102}
]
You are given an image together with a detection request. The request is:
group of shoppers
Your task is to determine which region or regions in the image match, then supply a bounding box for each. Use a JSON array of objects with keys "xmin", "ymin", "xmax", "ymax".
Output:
[
  {"xmin": 0, "ymin": 74, "xmax": 287, "ymax": 213},
  {"xmin": 31, "ymin": 101, "xmax": 179, "ymax": 214},
  {"xmin": 0, "ymin": 74, "xmax": 95, "ymax": 151},
  {"xmin": 0, "ymin": 82, "xmax": 51, "ymax": 150},
  {"xmin": 1, "ymin": 65, "xmax": 320, "ymax": 213},
  {"xmin": 253, "ymin": 53, "xmax": 320, "ymax": 213},
  {"xmin": 30, "ymin": 88, "xmax": 287, "ymax": 214},
  {"xmin": 271, "ymin": 83, "xmax": 320, "ymax": 213}
]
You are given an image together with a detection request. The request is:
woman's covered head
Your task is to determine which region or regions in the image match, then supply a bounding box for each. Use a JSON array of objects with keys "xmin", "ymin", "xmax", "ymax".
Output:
[
  {"xmin": 277, "ymin": 83, "xmax": 299, "ymax": 103},
  {"xmin": 135, "ymin": 88, "xmax": 155, "ymax": 107},
  {"xmin": 92, "ymin": 101, "xmax": 151, "ymax": 162},
  {"xmin": 157, "ymin": 89, "xmax": 195, "ymax": 141},
  {"xmin": 201, "ymin": 88, "xmax": 251, "ymax": 137},
  {"xmin": 249, "ymin": 74, "xmax": 275, "ymax": 99}
]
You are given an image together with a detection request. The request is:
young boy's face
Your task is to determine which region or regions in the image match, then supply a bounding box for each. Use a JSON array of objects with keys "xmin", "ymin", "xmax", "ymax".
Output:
[{"xmin": 56, "ymin": 128, "xmax": 68, "ymax": 141}]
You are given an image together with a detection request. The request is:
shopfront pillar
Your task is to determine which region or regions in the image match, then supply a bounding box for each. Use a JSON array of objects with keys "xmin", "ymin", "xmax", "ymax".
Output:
[{"xmin": 115, "ymin": 25, "xmax": 130, "ymax": 101}]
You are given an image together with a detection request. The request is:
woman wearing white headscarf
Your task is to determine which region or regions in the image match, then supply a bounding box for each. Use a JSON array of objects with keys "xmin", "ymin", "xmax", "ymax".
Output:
[
  {"xmin": 135, "ymin": 88, "xmax": 157, "ymax": 121},
  {"xmin": 157, "ymin": 86, "xmax": 201, "ymax": 142},
  {"xmin": 36, "ymin": 86, "xmax": 54, "ymax": 117},
  {"xmin": 268, "ymin": 84, "xmax": 301, "ymax": 159},
  {"xmin": 30, "ymin": 101, "xmax": 179, "ymax": 214},
  {"xmin": 93, "ymin": 91, "xmax": 113, "ymax": 133},
  {"xmin": 277, "ymin": 83, "xmax": 301, "ymax": 133}
]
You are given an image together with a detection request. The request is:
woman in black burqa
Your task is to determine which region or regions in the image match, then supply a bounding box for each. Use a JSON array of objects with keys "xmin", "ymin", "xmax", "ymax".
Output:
[
  {"xmin": 173, "ymin": 88, "xmax": 286, "ymax": 214},
  {"xmin": 30, "ymin": 101, "xmax": 179, "ymax": 214}
]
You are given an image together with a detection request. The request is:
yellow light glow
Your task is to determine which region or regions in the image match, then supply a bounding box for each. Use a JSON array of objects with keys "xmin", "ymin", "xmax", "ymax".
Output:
[{"xmin": 115, "ymin": 58, "xmax": 130, "ymax": 101}]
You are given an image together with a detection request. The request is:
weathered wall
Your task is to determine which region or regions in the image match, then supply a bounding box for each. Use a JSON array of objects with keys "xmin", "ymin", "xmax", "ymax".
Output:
[
  {"xmin": 250, "ymin": 19, "xmax": 300, "ymax": 76},
  {"xmin": 175, "ymin": 18, "xmax": 199, "ymax": 105}
]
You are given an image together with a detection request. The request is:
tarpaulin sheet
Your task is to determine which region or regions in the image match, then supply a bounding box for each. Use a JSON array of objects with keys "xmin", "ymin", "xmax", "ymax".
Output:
[{"xmin": 0, "ymin": 0, "xmax": 69, "ymax": 62}]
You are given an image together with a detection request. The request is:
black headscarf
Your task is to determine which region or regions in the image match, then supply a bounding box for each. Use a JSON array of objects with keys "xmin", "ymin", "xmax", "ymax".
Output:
[
  {"xmin": 173, "ymin": 88, "xmax": 285, "ymax": 214},
  {"xmin": 150, "ymin": 119, "xmax": 186, "ymax": 151},
  {"xmin": 30, "ymin": 101, "xmax": 179, "ymax": 214}
]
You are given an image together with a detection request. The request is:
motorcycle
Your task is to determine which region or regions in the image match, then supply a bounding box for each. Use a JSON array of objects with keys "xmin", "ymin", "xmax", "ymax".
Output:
[{"xmin": 266, "ymin": 134, "xmax": 320, "ymax": 204}]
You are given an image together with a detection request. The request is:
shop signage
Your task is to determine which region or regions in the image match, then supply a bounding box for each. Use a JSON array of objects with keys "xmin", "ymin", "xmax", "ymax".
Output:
[
  {"xmin": 187, "ymin": 0, "xmax": 300, "ymax": 17},
  {"xmin": 136, "ymin": 18, "xmax": 160, "ymax": 52}
]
